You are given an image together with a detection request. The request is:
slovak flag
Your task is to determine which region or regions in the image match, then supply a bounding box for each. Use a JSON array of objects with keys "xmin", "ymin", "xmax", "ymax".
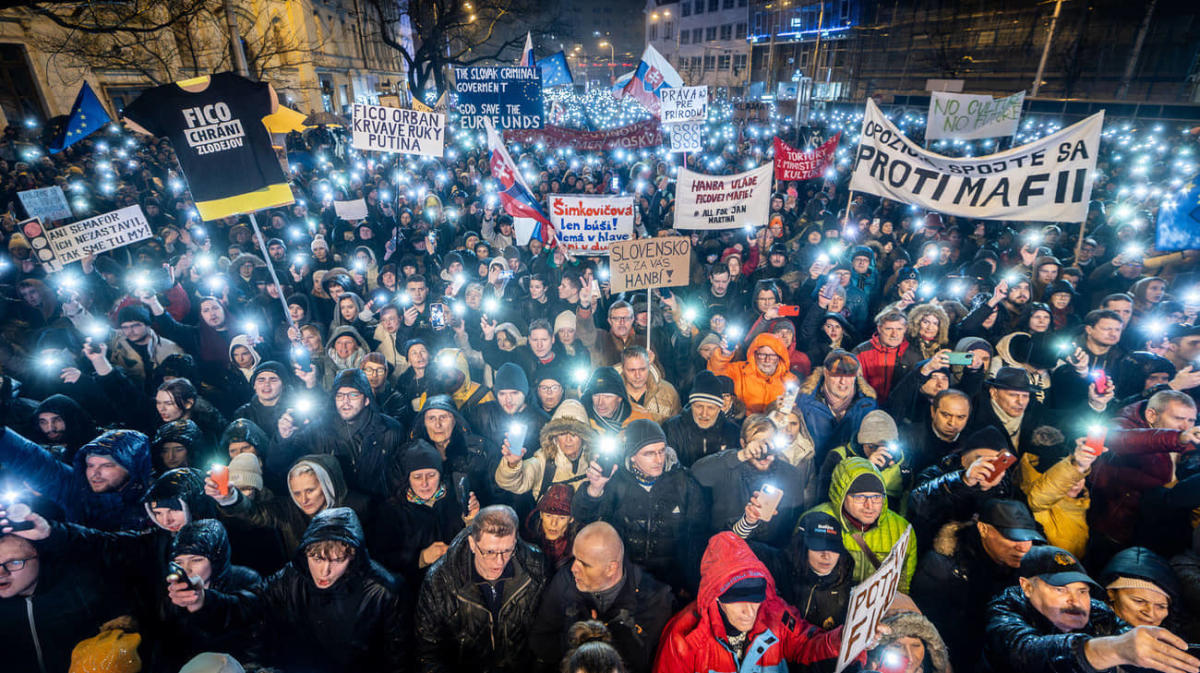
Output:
[
  {"xmin": 519, "ymin": 32, "xmax": 535, "ymax": 67},
  {"xmin": 484, "ymin": 119, "xmax": 556, "ymax": 247},
  {"xmin": 615, "ymin": 44, "xmax": 683, "ymax": 117}
]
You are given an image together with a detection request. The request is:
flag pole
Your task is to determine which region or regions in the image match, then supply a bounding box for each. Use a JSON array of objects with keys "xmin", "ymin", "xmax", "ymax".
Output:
[
  {"xmin": 247, "ymin": 211, "xmax": 296, "ymax": 330},
  {"xmin": 647, "ymin": 287, "xmax": 652, "ymax": 353}
]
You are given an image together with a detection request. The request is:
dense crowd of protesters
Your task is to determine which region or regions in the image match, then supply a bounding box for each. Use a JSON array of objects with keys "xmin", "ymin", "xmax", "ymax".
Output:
[{"xmin": 1, "ymin": 90, "xmax": 1200, "ymax": 673}]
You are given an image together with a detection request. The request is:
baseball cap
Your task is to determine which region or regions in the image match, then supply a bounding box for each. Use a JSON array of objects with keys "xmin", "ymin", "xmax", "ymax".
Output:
[
  {"xmin": 797, "ymin": 511, "xmax": 844, "ymax": 553},
  {"xmin": 981, "ymin": 499, "xmax": 1047, "ymax": 543},
  {"xmin": 1019, "ymin": 545, "xmax": 1101, "ymax": 590}
]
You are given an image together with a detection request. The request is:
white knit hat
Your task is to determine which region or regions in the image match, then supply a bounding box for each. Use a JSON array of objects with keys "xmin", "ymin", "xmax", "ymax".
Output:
[{"xmin": 227, "ymin": 453, "xmax": 264, "ymax": 492}]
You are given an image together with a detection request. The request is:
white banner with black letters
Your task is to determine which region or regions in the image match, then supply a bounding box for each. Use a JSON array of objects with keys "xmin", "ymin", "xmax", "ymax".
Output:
[
  {"xmin": 850, "ymin": 99, "xmax": 1102, "ymax": 223},
  {"xmin": 674, "ymin": 163, "xmax": 773, "ymax": 230}
]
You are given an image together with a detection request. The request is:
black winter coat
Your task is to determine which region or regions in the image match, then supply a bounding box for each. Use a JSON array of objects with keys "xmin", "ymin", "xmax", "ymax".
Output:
[
  {"xmin": 281, "ymin": 403, "xmax": 405, "ymax": 499},
  {"xmin": 370, "ymin": 490, "xmax": 466, "ymax": 586},
  {"xmin": 906, "ymin": 454, "xmax": 1017, "ymax": 551},
  {"xmin": 749, "ymin": 539, "xmax": 854, "ymax": 631},
  {"xmin": 571, "ymin": 455, "xmax": 707, "ymax": 592},
  {"xmin": 197, "ymin": 508, "xmax": 411, "ymax": 673},
  {"xmin": 980, "ymin": 585, "xmax": 1126, "ymax": 673},
  {"xmin": 911, "ymin": 521, "xmax": 1022, "ymax": 673},
  {"xmin": 528, "ymin": 561, "xmax": 674, "ymax": 673},
  {"xmin": 415, "ymin": 528, "xmax": 546, "ymax": 673},
  {"xmin": 691, "ymin": 448, "xmax": 806, "ymax": 548},
  {"xmin": 661, "ymin": 408, "xmax": 741, "ymax": 468}
]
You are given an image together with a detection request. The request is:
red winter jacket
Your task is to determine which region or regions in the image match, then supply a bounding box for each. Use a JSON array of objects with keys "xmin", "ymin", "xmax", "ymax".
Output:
[
  {"xmin": 1090, "ymin": 400, "xmax": 1188, "ymax": 544},
  {"xmin": 852, "ymin": 335, "xmax": 917, "ymax": 404},
  {"xmin": 653, "ymin": 532, "xmax": 841, "ymax": 673}
]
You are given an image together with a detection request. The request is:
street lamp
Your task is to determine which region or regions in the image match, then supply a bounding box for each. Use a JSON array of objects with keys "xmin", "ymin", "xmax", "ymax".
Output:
[{"xmin": 599, "ymin": 40, "xmax": 615, "ymax": 83}]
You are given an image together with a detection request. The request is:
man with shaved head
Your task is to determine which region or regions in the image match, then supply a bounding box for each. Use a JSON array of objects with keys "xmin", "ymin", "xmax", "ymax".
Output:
[{"xmin": 528, "ymin": 521, "xmax": 674, "ymax": 673}]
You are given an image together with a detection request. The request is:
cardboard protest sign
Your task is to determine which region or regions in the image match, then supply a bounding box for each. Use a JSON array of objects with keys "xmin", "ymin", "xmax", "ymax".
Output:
[
  {"xmin": 927, "ymin": 90, "xmax": 1024, "ymax": 140},
  {"xmin": 608, "ymin": 236, "xmax": 691, "ymax": 293},
  {"xmin": 851, "ymin": 99, "xmax": 1101, "ymax": 223},
  {"xmin": 23, "ymin": 206, "xmax": 151, "ymax": 272},
  {"xmin": 19, "ymin": 186, "xmax": 72, "ymax": 222},
  {"xmin": 549, "ymin": 195, "xmax": 634, "ymax": 256},
  {"xmin": 660, "ymin": 86, "xmax": 708, "ymax": 124},
  {"xmin": 453, "ymin": 66, "xmax": 543, "ymax": 130},
  {"xmin": 333, "ymin": 199, "xmax": 368, "ymax": 221},
  {"xmin": 668, "ymin": 122, "xmax": 705, "ymax": 152},
  {"xmin": 774, "ymin": 132, "xmax": 840, "ymax": 181},
  {"xmin": 351, "ymin": 103, "xmax": 445, "ymax": 156},
  {"xmin": 835, "ymin": 526, "xmax": 912, "ymax": 672},
  {"xmin": 674, "ymin": 163, "xmax": 773, "ymax": 230}
]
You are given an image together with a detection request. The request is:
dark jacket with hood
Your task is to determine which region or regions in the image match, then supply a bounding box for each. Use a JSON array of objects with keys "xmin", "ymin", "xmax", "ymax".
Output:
[
  {"xmin": 581, "ymin": 366, "xmax": 647, "ymax": 432},
  {"xmin": 151, "ymin": 419, "xmax": 210, "ymax": 473},
  {"xmin": 911, "ymin": 520, "xmax": 1026, "ymax": 673},
  {"xmin": 0, "ymin": 427, "xmax": 153, "ymax": 531},
  {"xmin": 231, "ymin": 360, "xmax": 294, "ymax": 442},
  {"xmin": 28, "ymin": 393, "xmax": 97, "ymax": 460},
  {"xmin": 662, "ymin": 405, "xmax": 741, "ymax": 468},
  {"xmin": 529, "ymin": 559, "xmax": 674, "ymax": 673},
  {"xmin": 197, "ymin": 507, "xmax": 411, "ymax": 673},
  {"xmin": 409, "ymin": 395, "xmax": 496, "ymax": 505},
  {"xmin": 415, "ymin": 527, "xmax": 547, "ymax": 673},
  {"xmin": 278, "ymin": 369, "xmax": 405, "ymax": 499},
  {"xmin": 217, "ymin": 453, "xmax": 368, "ymax": 556},
  {"xmin": 371, "ymin": 440, "xmax": 468, "ymax": 585},
  {"xmin": 572, "ymin": 445, "xmax": 708, "ymax": 591}
]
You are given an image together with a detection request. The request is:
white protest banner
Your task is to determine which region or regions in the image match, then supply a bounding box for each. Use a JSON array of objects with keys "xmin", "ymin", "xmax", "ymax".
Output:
[
  {"xmin": 333, "ymin": 199, "xmax": 368, "ymax": 221},
  {"xmin": 660, "ymin": 86, "xmax": 708, "ymax": 124},
  {"xmin": 351, "ymin": 103, "xmax": 445, "ymax": 157},
  {"xmin": 19, "ymin": 186, "xmax": 72, "ymax": 222},
  {"xmin": 32, "ymin": 205, "xmax": 151, "ymax": 272},
  {"xmin": 608, "ymin": 236, "xmax": 691, "ymax": 293},
  {"xmin": 668, "ymin": 122, "xmax": 704, "ymax": 152},
  {"xmin": 549, "ymin": 195, "xmax": 634, "ymax": 256},
  {"xmin": 850, "ymin": 99, "xmax": 1102, "ymax": 223},
  {"xmin": 674, "ymin": 163, "xmax": 773, "ymax": 230},
  {"xmin": 835, "ymin": 526, "xmax": 912, "ymax": 672},
  {"xmin": 927, "ymin": 90, "xmax": 1024, "ymax": 140}
]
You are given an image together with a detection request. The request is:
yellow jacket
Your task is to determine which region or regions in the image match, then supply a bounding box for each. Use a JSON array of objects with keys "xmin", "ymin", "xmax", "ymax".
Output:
[{"xmin": 1019, "ymin": 453, "xmax": 1091, "ymax": 558}]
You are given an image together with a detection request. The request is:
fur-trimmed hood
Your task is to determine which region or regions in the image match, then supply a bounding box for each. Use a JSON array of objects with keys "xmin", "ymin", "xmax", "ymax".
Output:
[
  {"xmin": 905, "ymin": 302, "xmax": 950, "ymax": 347},
  {"xmin": 877, "ymin": 611, "xmax": 951, "ymax": 673},
  {"xmin": 537, "ymin": 399, "xmax": 596, "ymax": 461},
  {"xmin": 798, "ymin": 366, "xmax": 877, "ymax": 400}
]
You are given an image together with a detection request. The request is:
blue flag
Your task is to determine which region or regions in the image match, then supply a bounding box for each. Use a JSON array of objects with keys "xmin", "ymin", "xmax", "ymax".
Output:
[
  {"xmin": 536, "ymin": 52, "xmax": 574, "ymax": 88},
  {"xmin": 1155, "ymin": 172, "xmax": 1200, "ymax": 252},
  {"xmin": 50, "ymin": 82, "xmax": 111, "ymax": 154}
]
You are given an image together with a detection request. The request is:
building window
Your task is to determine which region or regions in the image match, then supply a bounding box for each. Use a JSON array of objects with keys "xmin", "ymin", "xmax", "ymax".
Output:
[
  {"xmin": 723, "ymin": 0, "xmax": 734, "ymax": 8},
  {"xmin": 649, "ymin": 23, "xmax": 657, "ymax": 41},
  {"xmin": 720, "ymin": 24, "xmax": 732, "ymax": 40},
  {"xmin": 733, "ymin": 53, "xmax": 747, "ymax": 69},
  {"xmin": 738, "ymin": 0, "xmax": 747, "ymax": 6},
  {"xmin": 735, "ymin": 22, "xmax": 747, "ymax": 39},
  {"xmin": 718, "ymin": 54, "xmax": 731, "ymax": 70},
  {"xmin": 708, "ymin": 0, "xmax": 718, "ymax": 12},
  {"xmin": 664, "ymin": 21, "xmax": 673, "ymax": 39},
  {"xmin": 706, "ymin": 26, "xmax": 717, "ymax": 41},
  {"xmin": 704, "ymin": 54, "xmax": 716, "ymax": 71},
  {"xmin": 681, "ymin": 2, "xmax": 691, "ymax": 17},
  {"xmin": 680, "ymin": 30, "xmax": 691, "ymax": 45},
  {"xmin": 692, "ymin": 28, "xmax": 703, "ymax": 42},
  {"xmin": 694, "ymin": 0, "xmax": 704, "ymax": 14}
]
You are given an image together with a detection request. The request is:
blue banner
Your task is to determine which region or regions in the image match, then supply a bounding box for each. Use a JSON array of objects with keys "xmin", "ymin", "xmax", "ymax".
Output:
[
  {"xmin": 452, "ymin": 66, "xmax": 543, "ymax": 130},
  {"xmin": 1155, "ymin": 172, "xmax": 1200, "ymax": 252},
  {"xmin": 536, "ymin": 52, "xmax": 574, "ymax": 88}
]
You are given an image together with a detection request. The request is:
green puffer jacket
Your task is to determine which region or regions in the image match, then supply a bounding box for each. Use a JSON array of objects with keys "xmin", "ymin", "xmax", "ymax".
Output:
[{"xmin": 806, "ymin": 456, "xmax": 918, "ymax": 592}]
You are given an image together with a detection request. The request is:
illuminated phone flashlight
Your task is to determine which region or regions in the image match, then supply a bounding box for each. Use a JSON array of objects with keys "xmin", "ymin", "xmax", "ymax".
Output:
[
  {"xmin": 725, "ymin": 325, "xmax": 743, "ymax": 342},
  {"xmin": 599, "ymin": 435, "xmax": 618, "ymax": 456},
  {"xmin": 398, "ymin": 292, "xmax": 412, "ymax": 307},
  {"xmin": 1184, "ymin": 288, "xmax": 1200, "ymax": 305},
  {"xmin": 452, "ymin": 301, "xmax": 466, "ymax": 316},
  {"xmin": 572, "ymin": 367, "xmax": 589, "ymax": 385},
  {"xmin": 195, "ymin": 254, "xmax": 215, "ymax": 271},
  {"xmin": 816, "ymin": 253, "xmax": 830, "ymax": 265},
  {"xmin": 771, "ymin": 433, "xmax": 789, "ymax": 450},
  {"xmin": 1123, "ymin": 243, "xmax": 1144, "ymax": 260},
  {"xmin": 129, "ymin": 271, "xmax": 151, "ymax": 291},
  {"xmin": 437, "ymin": 352, "xmax": 456, "ymax": 369},
  {"xmin": 57, "ymin": 273, "xmax": 80, "ymax": 291},
  {"xmin": 84, "ymin": 321, "xmax": 109, "ymax": 340},
  {"xmin": 1057, "ymin": 339, "xmax": 1072, "ymax": 353},
  {"xmin": 207, "ymin": 276, "xmax": 226, "ymax": 292},
  {"xmin": 918, "ymin": 283, "xmax": 937, "ymax": 298},
  {"xmin": 291, "ymin": 254, "xmax": 307, "ymax": 267},
  {"xmin": 598, "ymin": 267, "xmax": 610, "ymax": 281},
  {"xmin": 949, "ymin": 281, "xmax": 965, "ymax": 296},
  {"xmin": 1024, "ymin": 231, "xmax": 1043, "ymax": 246},
  {"xmin": 294, "ymin": 395, "xmax": 315, "ymax": 415},
  {"xmin": 241, "ymin": 319, "xmax": 259, "ymax": 335},
  {"xmin": 1003, "ymin": 272, "xmax": 1020, "ymax": 286},
  {"xmin": 683, "ymin": 306, "xmax": 698, "ymax": 324},
  {"xmin": 40, "ymin": 353, "xmax": 60, "ymax": 370},
  {"xmin": 291, "ymin": 343, "xmax": 308, "ymax": 358},
  {"xmin": 827, "ymin": 242, "xmax": 845, "ymax": 258},
  {"xmin": 484, "ymin": 298, "xmax": 500, "ymax": 314},
  {"xmin": 352, "ymin": 260, "xmax": 366, "ymax": 274}
]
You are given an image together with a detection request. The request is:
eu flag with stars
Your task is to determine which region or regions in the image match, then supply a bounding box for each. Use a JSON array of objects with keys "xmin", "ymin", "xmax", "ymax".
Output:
[
  {"xmin": 49, "ymin": 82, "xmax": 111, "ymax": 154},
  {"xmin": 536, "ymin": 52, "xmax": 574, "ymax": 88},
  {"xmin": 1155, "ymin": 171, "xmax": 1200, "ymax": 252}
]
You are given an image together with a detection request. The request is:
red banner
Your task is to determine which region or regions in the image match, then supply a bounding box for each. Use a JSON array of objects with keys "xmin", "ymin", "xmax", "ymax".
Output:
[
  {"xmin": 774, "ymin": 132, "xmax": 840, "ymax": 182},
  {"xmin": 505, "ymin": 119, "xmax": 662, "ymax": 151}
]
